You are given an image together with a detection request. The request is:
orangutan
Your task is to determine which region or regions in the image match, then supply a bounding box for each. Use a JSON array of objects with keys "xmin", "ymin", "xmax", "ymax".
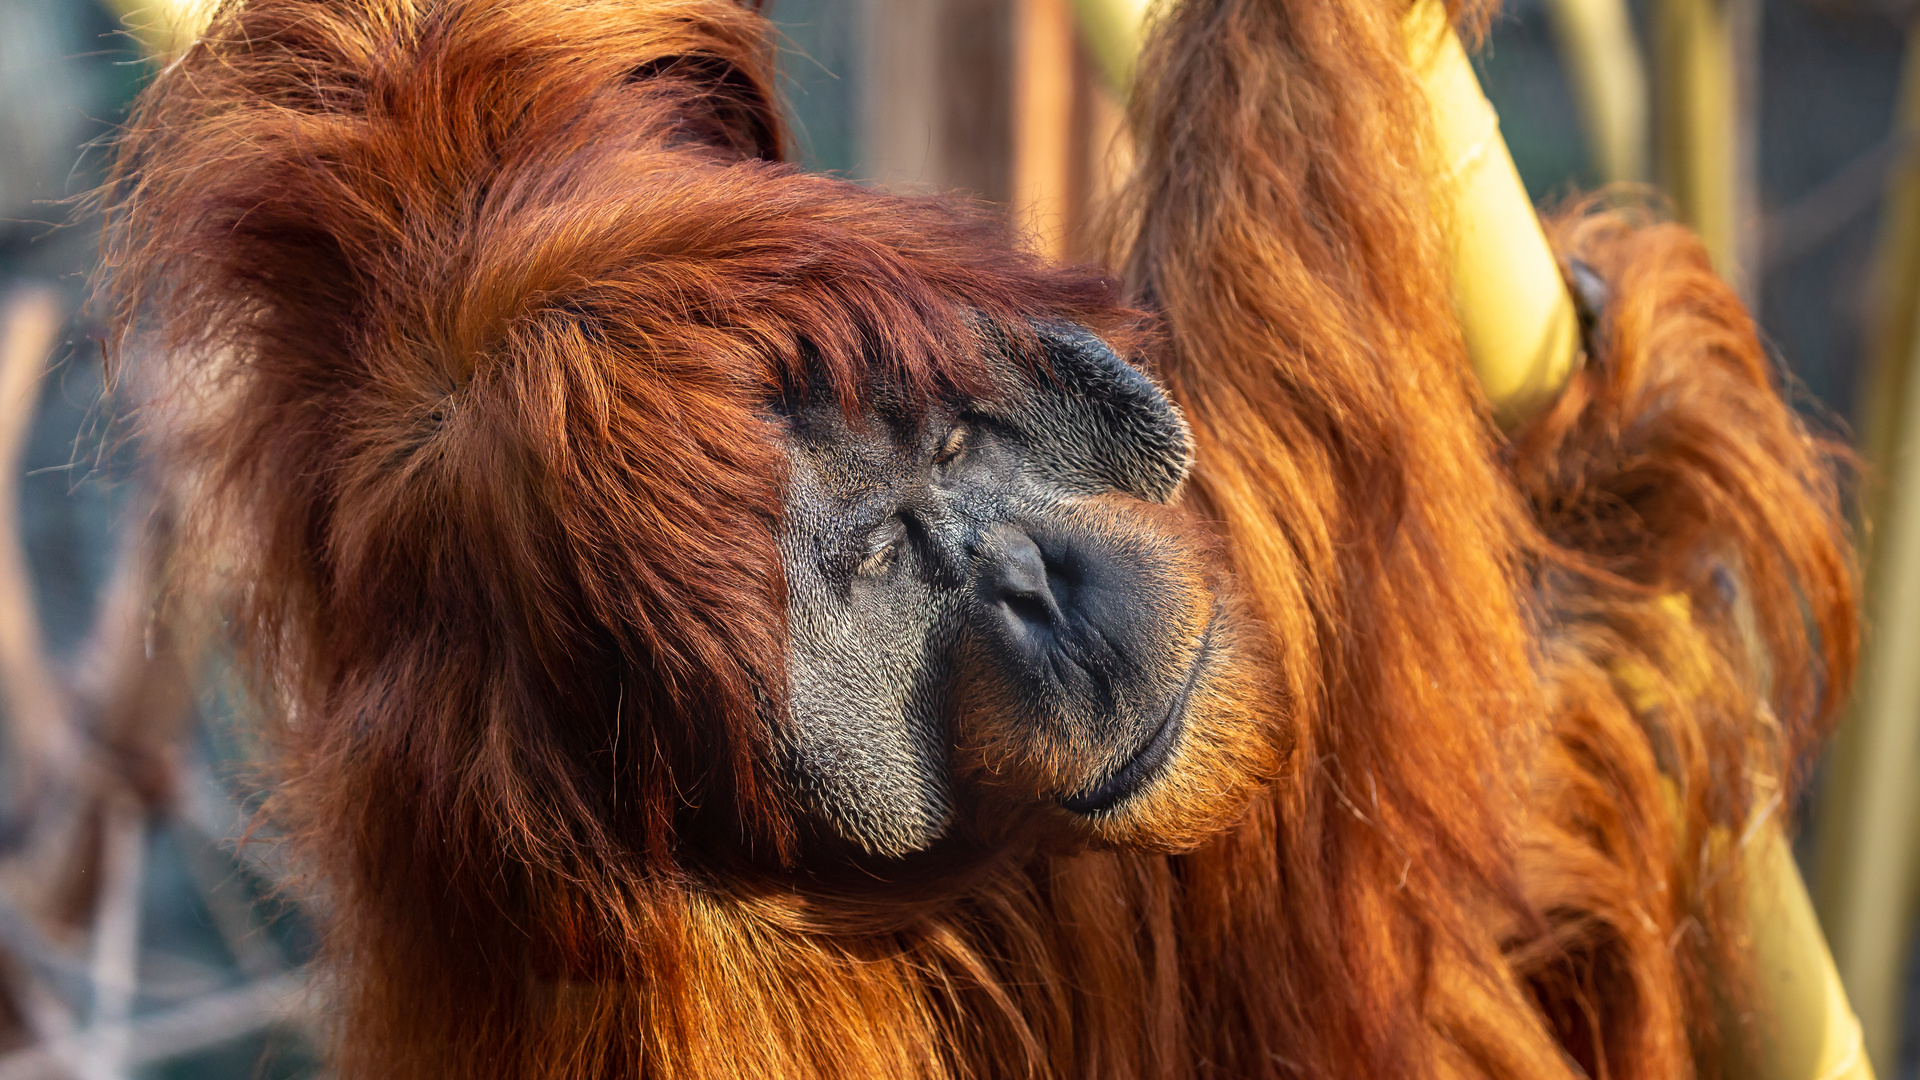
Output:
[{"xmin": 98, "ymin": 0, "xmax": 1854, "ymax": 1076}]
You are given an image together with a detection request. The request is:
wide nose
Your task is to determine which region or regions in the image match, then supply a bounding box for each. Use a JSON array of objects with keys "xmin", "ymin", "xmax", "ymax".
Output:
[{"xmin": 981, "ymin": 524, "xmax": 1065, "ymax": 650}]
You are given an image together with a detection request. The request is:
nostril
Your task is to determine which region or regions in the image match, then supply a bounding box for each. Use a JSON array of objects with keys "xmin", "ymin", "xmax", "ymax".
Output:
[
  {"xmin": 1001, "ymin": 589, "xmax": 1053, "ymax": 635},
  {"xmin": 985, "ymin": 526, "xmax": 1059, "ymax": 638}
]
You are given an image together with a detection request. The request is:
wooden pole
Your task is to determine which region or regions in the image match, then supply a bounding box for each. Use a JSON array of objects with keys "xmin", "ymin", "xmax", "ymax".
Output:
[
  {"xmin": 859, "ymin": 0, "xmax": 946, "ymax": 188},
  {"xmin": 859, "ymin": 0, "xmax": 1016, "ymax": 202},
  {"xmin": 0, "ymin": 289, "xmax": 75, "ymax": 791},
  {"xmin": 1012, "ymin": 0, "xmax": 1079, "ymax": 260}
]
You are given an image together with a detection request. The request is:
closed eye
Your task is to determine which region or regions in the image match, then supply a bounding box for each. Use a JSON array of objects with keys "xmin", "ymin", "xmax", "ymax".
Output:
[
  {"xmin": 855, "ymin": 519, "xmax": 906, "ymax": 579},
  {"xmin": 932, "ymin": 424, "xmax": 969, "ymax": 467}
]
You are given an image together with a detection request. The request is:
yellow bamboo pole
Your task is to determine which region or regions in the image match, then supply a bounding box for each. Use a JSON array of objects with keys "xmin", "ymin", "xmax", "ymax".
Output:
[
  {"xmin": 1811, "ymin": 26, "xmax": 1920, "ymax": 1072},
  {"xmin": 1405, "ymin": 8, "xmax": 1867, "ymax": 1069},
  {"xmin": 1541, "ymin": 0, "xmax": 1650, "ymax": 184},
  {"xmin": 1752, "ymin": 824, "xmax": 1875, "ymax": 1080},
  {"xmin": 1404, "ymin": 0, "xmax": 1584, "ymax": 427}
]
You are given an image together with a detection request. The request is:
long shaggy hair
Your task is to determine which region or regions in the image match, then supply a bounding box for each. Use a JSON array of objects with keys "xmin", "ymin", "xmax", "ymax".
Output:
[
  {"xmin": 98, "ymin": 0, "xmax": 1855, "ymax": 1076},
  {"xmin": 1112, "ymin": 2, "xmax": 1854, "ymax": 1074}
]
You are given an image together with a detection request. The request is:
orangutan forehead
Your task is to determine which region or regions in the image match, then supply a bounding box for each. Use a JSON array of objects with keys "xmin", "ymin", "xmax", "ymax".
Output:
[
  {"xmin": 779, "ymin": 405, "xmax": 950, "ymax": 511},
  {"xmin": 772, "ymin": 325, "xmax": 1192, "ymax": 504}
]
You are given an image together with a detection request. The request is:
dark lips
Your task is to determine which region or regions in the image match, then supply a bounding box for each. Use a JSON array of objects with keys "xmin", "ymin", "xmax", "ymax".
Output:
[{"xmin": 1058, "ymin": 619, "xmax": 1214, "ymax": 815}]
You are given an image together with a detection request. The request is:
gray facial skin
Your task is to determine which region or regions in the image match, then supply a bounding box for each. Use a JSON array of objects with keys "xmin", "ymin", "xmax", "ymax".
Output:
[{"xmin": 777, "ymin": 328, "xmax": 1199, "ymax": 858}]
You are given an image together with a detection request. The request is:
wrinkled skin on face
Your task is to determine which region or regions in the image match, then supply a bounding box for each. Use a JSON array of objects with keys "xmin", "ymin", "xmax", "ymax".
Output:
[{"xmin": 779, "ymin": 328, "xmax": 1286, "ymax": 858}]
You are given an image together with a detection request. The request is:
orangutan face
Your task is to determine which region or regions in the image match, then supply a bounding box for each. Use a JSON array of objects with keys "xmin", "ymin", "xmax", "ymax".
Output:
[{"xmin": 777, "ymin": 327, "xmax": 1284, "ymax": 858}]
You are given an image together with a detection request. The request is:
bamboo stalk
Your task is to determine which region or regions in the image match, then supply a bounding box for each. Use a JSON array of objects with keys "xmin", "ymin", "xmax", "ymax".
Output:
[
  {"xmin": 1811, "ymin": 24, "xmax": 1920, "ymax": 1074},
  {"xmin": 1542, "ymin": 0, "xmax": 1649, "ymax": 185},
  {"xmin": 1810, "ymin": 294, "xmax": 1920, "ymax": 1072},
  {"xmin": 1652, "ymin": 0, "xmax": 1760, "ymax": 291},
  {"xmin": 1404, "ymin": 1, "xmax": 1583, "ymax": 427},
  {"xmin": 1750, "ymin": 821, "xmax": 1874, "ymax": 1080},
  {"xmin": 1855, "ymin": 23, "xmax": 1920, "ymax": 483}
]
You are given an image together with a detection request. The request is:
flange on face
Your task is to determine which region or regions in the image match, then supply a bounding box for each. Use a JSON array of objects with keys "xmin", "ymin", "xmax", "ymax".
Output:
[{"xmin": 778, "ymin": 327, "xmax": 1284, "ymax": 859}]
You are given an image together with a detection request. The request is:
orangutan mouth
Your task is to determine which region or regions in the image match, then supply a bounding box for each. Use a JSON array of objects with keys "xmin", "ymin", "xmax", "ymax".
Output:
[{"xmin": 1058, "ymin": 618, "xmax": 1215, "ymax": 815}]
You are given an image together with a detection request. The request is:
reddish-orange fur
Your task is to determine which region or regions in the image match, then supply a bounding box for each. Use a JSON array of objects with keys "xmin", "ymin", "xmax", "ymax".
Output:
[
  {"xmin": 99, "ymin": 0, "xmax": 1855, "ymax": 1077},
  {"xmin": 1113, "ymin": 3, "xmax": 1854, "ymax": 1073}
]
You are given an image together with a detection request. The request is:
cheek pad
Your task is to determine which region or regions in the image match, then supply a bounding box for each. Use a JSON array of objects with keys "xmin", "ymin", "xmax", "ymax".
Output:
[{"xmin": 777, "ymin": 461, "xmax": 963, "ymax": 858}]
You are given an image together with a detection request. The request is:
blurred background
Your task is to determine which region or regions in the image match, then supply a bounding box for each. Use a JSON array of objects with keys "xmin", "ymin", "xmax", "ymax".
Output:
[{"xmin": 2, "ymin": 0, "xmax": 1919, "ymax": 1075}]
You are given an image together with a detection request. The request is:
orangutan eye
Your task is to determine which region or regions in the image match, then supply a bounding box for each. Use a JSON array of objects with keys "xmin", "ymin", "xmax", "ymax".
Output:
[
  {"xmin": 932, "ymin": 424, "xmax": 969, "ymax": 467},
  {"xmin": 855, "ymin": 519, "xmax": 906, "ymax": 578}
]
